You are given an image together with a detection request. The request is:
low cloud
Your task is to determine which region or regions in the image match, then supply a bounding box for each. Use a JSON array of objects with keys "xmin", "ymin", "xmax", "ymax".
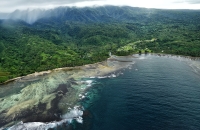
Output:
[
  {"xmin": 0, "ymin": 0, "xmax": 200, "ymax": 12},
  {"xmin": 173, "ymin": 0, "xmax": 200, "ymax": 4},
  {"xmin": 0, "ymin": 0, "xmax": 102, "ymax": 12},
  {"xmin": 186, "ymin": 0, "xmax": 200, "ymax": 4}
]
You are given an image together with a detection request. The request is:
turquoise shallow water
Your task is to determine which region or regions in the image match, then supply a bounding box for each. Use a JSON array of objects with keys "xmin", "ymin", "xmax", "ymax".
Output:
[{"xmin": 74, "ymin": 54, "xmax": 200, "ymax": 130}]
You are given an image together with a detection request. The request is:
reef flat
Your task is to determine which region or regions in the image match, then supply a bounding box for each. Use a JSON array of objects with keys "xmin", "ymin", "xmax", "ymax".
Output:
[{"xmin": 0, "ymin": 57, "xmax": 134, "ymax": 128}]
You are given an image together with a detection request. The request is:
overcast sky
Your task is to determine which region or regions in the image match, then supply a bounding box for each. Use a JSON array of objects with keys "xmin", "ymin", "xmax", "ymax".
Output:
[{"xmin": 1, "ymin": 0, "xmax": 200, "ymax": 12}]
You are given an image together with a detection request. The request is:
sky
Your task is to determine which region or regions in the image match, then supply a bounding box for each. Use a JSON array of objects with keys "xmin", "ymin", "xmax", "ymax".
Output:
[{"xmin": 0, "ymin": 0, "xmax": 200, "ymax": 12}]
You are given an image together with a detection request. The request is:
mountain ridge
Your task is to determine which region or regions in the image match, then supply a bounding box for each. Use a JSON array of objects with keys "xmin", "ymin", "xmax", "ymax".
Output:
[{"xmin": 3, "ymin": 6, "xmax": 200, "ymax": 24}]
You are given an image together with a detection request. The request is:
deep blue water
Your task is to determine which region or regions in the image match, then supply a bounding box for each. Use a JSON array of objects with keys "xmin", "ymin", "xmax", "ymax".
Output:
[{"xmin": 75, "ymin": 55, "xmax": 200, "ymax": 130}]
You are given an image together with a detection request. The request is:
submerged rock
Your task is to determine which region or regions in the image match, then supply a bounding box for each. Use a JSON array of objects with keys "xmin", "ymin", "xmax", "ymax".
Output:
[
  {"xmin": 0, "ymin": 58, "xmax": 135, "ymax": 128},
  {"xmin": 54, "ymin": 83, "xmax": 69, "ymax": 95}
]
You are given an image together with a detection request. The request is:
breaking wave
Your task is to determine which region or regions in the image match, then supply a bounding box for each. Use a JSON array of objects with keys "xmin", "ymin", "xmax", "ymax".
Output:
[
  {"xmin": 6, "ymin": 106, "xmax": 83, "ymax": 130},
  {"xmin": 89, "ymin": 73, "xmax": 123, "ymax": 79}
]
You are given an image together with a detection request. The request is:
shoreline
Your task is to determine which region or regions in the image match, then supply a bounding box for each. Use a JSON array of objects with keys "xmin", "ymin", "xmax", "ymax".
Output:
[
  {"xmin": 0, "ymin": 61, "xmax": 108, "ymax": 85},
  {"xmin": 0, "ymin": 57, "xmax": 131, "ymax": 85},
  {"xmin": 152, "ymin": 53, "xmax": 200, "ymax": 60},
  {"xmin": 1, "ymin": 54, "xmax": 199, "ymax": 85},
  {"xmin": 0, "ymin": 56, "xmax": 135, "ymax": 128}
]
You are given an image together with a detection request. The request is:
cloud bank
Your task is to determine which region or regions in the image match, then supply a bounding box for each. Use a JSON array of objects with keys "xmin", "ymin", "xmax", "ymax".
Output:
[{"xmin": 0, "ymin": 0, "xmax": 200, "ymax": 12}]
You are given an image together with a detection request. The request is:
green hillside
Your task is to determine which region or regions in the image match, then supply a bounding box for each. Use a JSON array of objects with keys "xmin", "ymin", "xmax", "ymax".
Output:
[{"xmin": 0, "ymin": 6, "xmax": 200, "ymax": 83}]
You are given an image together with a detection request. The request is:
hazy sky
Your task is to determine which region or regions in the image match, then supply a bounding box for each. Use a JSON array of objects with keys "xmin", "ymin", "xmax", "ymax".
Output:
[{"xmin": 1, "ymin": 0, "xmax": 200, "ymax": 12}]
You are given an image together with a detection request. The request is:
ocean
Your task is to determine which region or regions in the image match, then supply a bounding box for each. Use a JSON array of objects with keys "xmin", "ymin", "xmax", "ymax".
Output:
[
  {"xmin": 74, "ymin": 54, "xmax": 200, "ymax": 130},
  {"xmin": 1, "ymin": 54, "xmax": 200, "ymax": 130}
]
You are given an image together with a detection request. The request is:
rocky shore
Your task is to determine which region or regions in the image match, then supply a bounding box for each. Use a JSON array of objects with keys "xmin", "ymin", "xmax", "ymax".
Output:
[{"xmin": 0, "ymin": 56, "xmax": 135, "ymax": 128}]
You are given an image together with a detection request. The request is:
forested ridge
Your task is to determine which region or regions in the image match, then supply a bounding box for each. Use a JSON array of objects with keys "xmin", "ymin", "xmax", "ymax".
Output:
[{"xmin": 0, "ymin": 6, "xmax": 200, "ymax": 82}]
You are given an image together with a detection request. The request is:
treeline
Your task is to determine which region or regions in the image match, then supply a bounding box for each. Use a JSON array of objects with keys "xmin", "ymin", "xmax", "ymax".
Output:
[
  {"xmin": 0, "ymin": 15, "xmax": 200, "ymax": 82},
  {"xmin": 0, "ymin": 22, "xmax": 132, "ymax": 82}
]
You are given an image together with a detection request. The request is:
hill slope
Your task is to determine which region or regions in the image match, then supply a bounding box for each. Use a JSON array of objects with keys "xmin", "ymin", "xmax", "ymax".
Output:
[{"xmin": 0, "ymin": 6, "xmax": 200, "ymax": 82}]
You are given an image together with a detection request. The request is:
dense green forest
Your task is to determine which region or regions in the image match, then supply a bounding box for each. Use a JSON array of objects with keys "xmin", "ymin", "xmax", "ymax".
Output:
[{"xmin": 0, "ymin": 6, "xmax": 200, "ymax": 83}]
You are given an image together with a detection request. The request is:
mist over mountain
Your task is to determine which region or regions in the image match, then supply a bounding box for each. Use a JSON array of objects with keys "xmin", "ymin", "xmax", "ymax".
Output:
[
  {"xmin": 8, "ymin": 9, "xmax": 47, "ymax": 24},
  {"xmin": 0, "ymin": 13, "xmax": 9, "ymax": 19},
  {"xmin": 2, "ymin": 6, "xmax": 200, "ymax": 24},
  {"xmin": 7, "ymin": 6, "xmax": 145, "ymax": 24}
]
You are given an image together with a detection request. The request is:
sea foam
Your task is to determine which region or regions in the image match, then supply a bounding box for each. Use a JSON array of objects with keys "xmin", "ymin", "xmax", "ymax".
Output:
[{"xmin": 7, "ymin": 106, "xmax": 83, "ymax": 130}]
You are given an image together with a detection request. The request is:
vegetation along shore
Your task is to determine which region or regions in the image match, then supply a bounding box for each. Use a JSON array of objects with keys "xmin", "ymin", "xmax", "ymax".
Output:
[{"xmin": 0, "ymin": 6, "xmax": 200, "ymax": 83}]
